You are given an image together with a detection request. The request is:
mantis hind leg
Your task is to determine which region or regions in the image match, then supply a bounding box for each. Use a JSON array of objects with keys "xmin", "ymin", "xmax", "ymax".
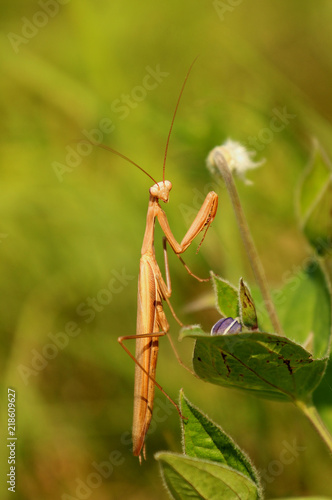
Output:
[{"xmin": 117, "ymin": 331, "xmax": 185, "ymax": 418}]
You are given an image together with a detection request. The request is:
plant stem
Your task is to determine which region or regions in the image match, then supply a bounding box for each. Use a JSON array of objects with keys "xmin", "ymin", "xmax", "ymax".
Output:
[
  {"xmin": 319, "ymin": 255, "xmax": 332, "ymax": 355},
  {"xmin": 295, "ymin": 398, "xmax": 332, "ymax": 453},
  {"xmin": 210, "ymin": 149, "xmax": 284, "ymax": 336}
]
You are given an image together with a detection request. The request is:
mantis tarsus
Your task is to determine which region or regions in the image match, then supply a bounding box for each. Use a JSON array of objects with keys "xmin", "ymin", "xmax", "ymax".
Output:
[{"xmin": 105, "ymin": 62, "xmax": 218, "ymax": 461}]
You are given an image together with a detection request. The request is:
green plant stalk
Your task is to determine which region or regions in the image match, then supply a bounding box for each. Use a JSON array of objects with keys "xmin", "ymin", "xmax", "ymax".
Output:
[
  {"xmin": 295, "ymin": 397, "xmax": 332, "ymax": 454},
  {"xmin": 211, "ymin": 149, "xmax": 284, "ymax": 336},
  {"xmin": 319, "ymin": 254, "xmax": 332, "ymax": 355}
]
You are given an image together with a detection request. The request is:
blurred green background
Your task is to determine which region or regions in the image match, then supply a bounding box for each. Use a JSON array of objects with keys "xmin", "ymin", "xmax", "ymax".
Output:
[{"xmin": 1, "ymin": 1, "xmax": 332, "ymax": 498}]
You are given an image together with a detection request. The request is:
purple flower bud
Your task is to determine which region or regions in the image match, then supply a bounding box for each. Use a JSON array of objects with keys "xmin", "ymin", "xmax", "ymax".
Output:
[{"xmin": 211, "ymin": 317, "xmax": 242, "ymax": 335}]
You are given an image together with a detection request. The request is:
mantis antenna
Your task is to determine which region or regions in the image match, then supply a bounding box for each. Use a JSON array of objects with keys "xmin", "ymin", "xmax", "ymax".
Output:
[
  {"xmin": 162, "ymin": 57, "xmax": 198, "ymax": 183},
  {"xmin": 85, "ymin": 58, "xmax": 198, "ymax": 190},
  {"xmin": 87, "ymin": 142, "xmax": 157, "ymax": 185}
]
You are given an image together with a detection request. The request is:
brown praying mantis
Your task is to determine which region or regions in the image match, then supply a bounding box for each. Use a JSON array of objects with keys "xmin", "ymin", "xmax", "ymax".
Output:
[{"xmin": 99, "ymin": 61, "xmax": 218, "ymax": 461}]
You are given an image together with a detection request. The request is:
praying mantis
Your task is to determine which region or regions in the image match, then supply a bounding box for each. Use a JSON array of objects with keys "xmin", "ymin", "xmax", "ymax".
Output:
[{"xmin": 103, "ymin": 62, "xmax": 218, "ymax": 461}]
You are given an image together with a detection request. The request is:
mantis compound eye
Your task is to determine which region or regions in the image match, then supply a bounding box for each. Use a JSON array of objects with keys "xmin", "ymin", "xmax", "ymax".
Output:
[{"xmin": 211, "ymin": 317, "xmax": 242, "ymax": 335}]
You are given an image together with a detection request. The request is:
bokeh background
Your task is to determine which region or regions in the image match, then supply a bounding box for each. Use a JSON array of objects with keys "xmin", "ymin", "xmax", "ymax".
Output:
[{"xmin": 1, "ymin": 1, "xmax": 332, "ymax": 498}]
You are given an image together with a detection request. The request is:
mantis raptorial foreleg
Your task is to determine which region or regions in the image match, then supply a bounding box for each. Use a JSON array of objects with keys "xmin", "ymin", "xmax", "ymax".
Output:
[{"xmin": 163, "ymin": 237, "xmax": 211, "ymax": 285}]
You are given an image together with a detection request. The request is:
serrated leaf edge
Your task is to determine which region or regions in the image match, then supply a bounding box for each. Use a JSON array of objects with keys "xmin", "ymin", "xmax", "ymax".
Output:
[
  {"xmin": 180, "ymin": 391, "xmax": 262, "ymax": 494},
  {"xmin": 155, "ymin": 451, "xmax": 260, "ymax": 500}
]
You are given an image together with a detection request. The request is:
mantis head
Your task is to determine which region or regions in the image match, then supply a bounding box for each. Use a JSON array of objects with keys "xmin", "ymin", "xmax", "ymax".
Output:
[{"xmin": 150, "ymin": 180, "xmax": 172, "ymax": 203}]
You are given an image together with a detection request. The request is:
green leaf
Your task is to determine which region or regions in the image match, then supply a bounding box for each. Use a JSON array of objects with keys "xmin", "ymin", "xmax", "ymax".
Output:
[
  {"xmin": 180, "ymin": 325, "xmax": 209, "ymax": 340},
  {"xmin": 239, "ymin": 279, "xmax": 258, "ymax": 330},
  {"xmin": 180, "ymin": 392, "xmax": 261, "ymax": 492},
  {"xmin": 297, "ymin": 142, "xmax": 332, "ymax": 255},
  {"xmin": 275, "ymin": 261, "xmax": 331, "ymax": 358},
  {"xmin": 155, "ymin": 452, "xmax": 260, "ymax": 500},
  {"xmin": 183, "ymin": 327, "xmax": 327, "ymax": 402},
  {"xmin": 211, "ymin": 272, "xmax": 239, "ymax": 318}
]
